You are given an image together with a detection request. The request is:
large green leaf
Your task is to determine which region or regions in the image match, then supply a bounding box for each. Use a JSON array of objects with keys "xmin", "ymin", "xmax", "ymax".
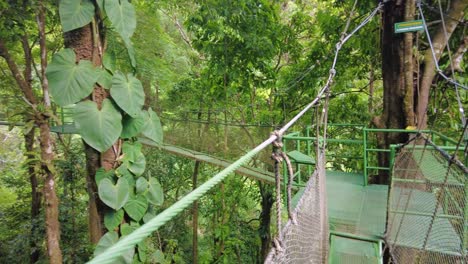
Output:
[
  {"xmin": 121, "ymin": 112, "xmax": 145, "ymax": 139},
  {"xmin": 95, "ymin": 168, "xmax": 114, "ymax": 185},
  {"xmin": 141, "ymin": 109, "xmax": 163, "ymax": 144},
  {"xmin": 94, "ymin": 231, "xmax": 118, "ymax": 256},
  {"xmin": 98, "ymin": 178, "xmax": 129, "ymax": 210},
  {"xmin": 121, "ymin": 222, "xmax": 140, "ymax": 236},
  {"xmin": 147, "ymin": 177, "xmax": 164, "ymax": 206},
  {"xmin": 94, "ymin": 231, "xmax": 134, "ymax": 264},
  {"xmin": 105, "ymin": 0, "xmax": 136, "ymax": 40},
  {"xmin": 74, "ymin": 99, "xmax": 122, "ymax": 152},
  {"xmin": 96, "ymin": 68, "xmax": 112, "ymax": 89},
  {"xmin": 59, "ymin": 0, "xmax": 95, "ymax": 32},
  {"xmin": 128, "ymin": 151, "xmax": 146, "ymax": 176},
  {"xmin": 111, "ymin": 73, "xmax": 145, "ymax": 117},
  {"xmin": 123, "ymin": 37, "xmax": 137, "ymax": 68},
  {"xmin": 136, "ymin": 177, "xmax": 148, "ymax": 194},
  {"xmin": 124, "ymin": 195, "xmax": 148, "ymax": 221},
  {"xmin": 46, "ymin": 49, "xmax": 97, "ymax": 106},
  {"xmin": 104, "ymin": 209, "xmax": 124, "ymax": 231},
  {"xmin": 122, "ymin": 141, "xmax": 142, "ymax": 163}
]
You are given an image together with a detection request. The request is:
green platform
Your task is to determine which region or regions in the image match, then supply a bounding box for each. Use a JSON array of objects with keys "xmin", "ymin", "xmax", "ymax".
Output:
[{"xmin": 326, "ymin": 171, "xmax": 387, "ymax": 263}]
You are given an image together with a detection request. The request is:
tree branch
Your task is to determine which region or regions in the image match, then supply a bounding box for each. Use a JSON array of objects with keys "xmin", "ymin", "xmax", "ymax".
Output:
[{"xmin": 0, "ymin": 38, "xmax": 38, "ymax": 106}]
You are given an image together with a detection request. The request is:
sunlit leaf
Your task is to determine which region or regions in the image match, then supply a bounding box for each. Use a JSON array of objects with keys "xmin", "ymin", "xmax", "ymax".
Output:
[
  {"xmin": 46, "ymin": 49, "xmax": 97, "ymax": 106},
  {"xmin": 74, "ymin": 99, "xmax": 122, "ymax": 152}
]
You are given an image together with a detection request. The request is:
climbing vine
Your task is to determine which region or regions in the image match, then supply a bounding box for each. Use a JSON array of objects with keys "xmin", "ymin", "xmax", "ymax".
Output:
[{"xmin": 47, "ymin": 0, "xmax": 164, "ymax": 262}]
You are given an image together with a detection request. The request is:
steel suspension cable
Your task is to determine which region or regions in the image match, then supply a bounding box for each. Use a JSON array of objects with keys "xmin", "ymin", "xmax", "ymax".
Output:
[
  {"xmin": 417, "ymin": 1, "xmax": 468, "ymax": 90},
  {"xmin": 87, "ymin": 3, "xmax": 383, "ymax": 263}
]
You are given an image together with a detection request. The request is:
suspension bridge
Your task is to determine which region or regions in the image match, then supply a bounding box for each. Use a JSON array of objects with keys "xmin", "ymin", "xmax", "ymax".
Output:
[{"xmin": 1, "ymin": 1, "xmax": 466, "ymax": 263}]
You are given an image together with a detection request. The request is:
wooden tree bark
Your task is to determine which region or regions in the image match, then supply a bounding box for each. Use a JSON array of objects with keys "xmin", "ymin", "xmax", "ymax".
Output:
[
  {"xmin": 24, "ymin": 128, "xmax": 42, "ymax": 263},
  {"xmin": 0, "ymin": 2, "xmax": 63, "ymax": 262},
  {"xmin": 62, "ymin": 5, "xmax": 120, "ymax": 243},
  {"xmin": 374, "ymin": 1, "xmax": 408, "ymax": 184},
  {"xmin": 416, "ymin": 0, "xmax": 468, "ymax": 128},
  {"xmin": 376, "ymin": 0, "xmax": 466, "ymax": 183}
]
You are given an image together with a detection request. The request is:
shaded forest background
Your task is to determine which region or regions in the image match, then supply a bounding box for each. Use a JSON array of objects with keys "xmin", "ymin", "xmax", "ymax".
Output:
[{"xmin": 0, "ymin": 0, "xmax": 466, "ymax": 263}]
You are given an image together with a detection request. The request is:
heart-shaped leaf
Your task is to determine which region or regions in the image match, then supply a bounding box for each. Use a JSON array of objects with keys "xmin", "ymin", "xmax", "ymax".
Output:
[
  {"xmin": 94, "ymin": 231, "xmax": 134, "ymax": 264},
  {"xmin": 121, "ymin": 112, "xmax": 145, "ymax": 139},
  {"xmin": 123, "ymin": 37, "xmax": 137, "ymax": 68},
  {"xmin": 138, "ymin": 241, "xmax": 147, "ymax": 262},
  {"xmin": 110, "ymin": 73, "xmax": 145, "ymax": 117},
  {"xmin": 96, "ymin": 68, "xmax": 112, "ymax": 89},
  {"xmin": 121, "ymin": 222, "xmax": 140, "ymax": 236},
  {"xmin": 104, "ymin": 209, "xmax": 124, "ymax": 231},
  {"xmin": 141, "ymin": 109, "xmax": 163, "ymax": 144},
  {"xmin": 142, "ymin": 212, "xmax": 155, "ymax": 223},
  {"xmin": 136, "ymin": 177, "xmax": 148, "ymax": 194},
  {"xmin": 95, "ymin": 168, "xmax": 114, "ymax": 185},
  {"xmin": 128, "ymin": 152, "xmax": 146, "ymax": 177},
  {"xmin": 147, "ymin": 177, "xmax": 164, "ymax": 206},
  {"xmin": 59, "ymin": 0, "xmax": 95, "ymax": 32},
  {"xmin": 105, "ymin": 0, "xmax": 136, "ymax": 40},
  {"xmin": 94, "ymin": 231, "xmax": 118, "ymax": 256},
  {"xmin": 98, "ymin": 178, "xmax": 129, "ymax": 210},
  {"xmin": 46, "ymin": 49, "xmax": 97, "ymax": 106},
  {"xmin": 122, "ymin": 141, "xmax": 142, "ymax": 163},
  {"xmin": 103, "ymin": 51, "xmax": 116, "ymax": 73},
  {"xmin": 124, "ymin": 195, "xmax": 148, "ymax": 221},
  {"xmin": 74, "ymin": 99, "xmax": 122, "ymax": 152}
]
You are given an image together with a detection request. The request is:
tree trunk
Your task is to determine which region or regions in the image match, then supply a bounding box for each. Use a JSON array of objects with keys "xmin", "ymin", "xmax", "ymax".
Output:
[
  {"xmin": 375, "ymin": 0, "xmax": 415, "ymax": 184},
  {"xmin": 39, "ymin": 122, "xmax": 63, "ymax": 264},
  {"xmin": 258, "ymin": 182, "xmax": 274, "ymax": 262},
  {"xmin": 25, "ymin": 128, "xmax": 41, "ymax": 263},
  {"xmin": 416, "ymin": 0, "xmax": 468, "ymax": 128},
  {"xmin": 63, "ymin": 12, "xmax": 117, "ymax": 243}
]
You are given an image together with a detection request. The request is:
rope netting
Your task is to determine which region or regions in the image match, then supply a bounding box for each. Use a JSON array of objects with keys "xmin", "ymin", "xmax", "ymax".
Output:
[
  {"xmin": 386, "ymin": 136, "xmax": 468, "ymax": 263},
  {"xmin": 265, "ymin": 151, "xmax": 329, "ymax": 263}
]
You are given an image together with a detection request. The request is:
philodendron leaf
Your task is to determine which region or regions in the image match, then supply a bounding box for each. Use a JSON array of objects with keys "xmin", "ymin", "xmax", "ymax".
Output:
[
  {"xmin": 46, "ymin": 49, "xmax": 97, "ymax": 106},
  {"xmin": 121, "ymin": 111, "xmax": 145, "ymax": 139},
  {"xmin": 121, "ymin": 222, "xmax": 140, "ymax": 236},
  {"xmin": 94, "ymin": 231, "xmax": 118, "ymax": 257},
  {"xmin": 111, "ymin": 73, "xmax": 145, "ymax": 117},
  {"xmin": 98, "ymin": 178, "xmax": 129, "ymax": 210},
  {"xmin": 128, "ymin": 151, "xmax": 146, "ymax": 176},
  {"xmin": 96, "ymin": 68, "xmax": 113, "ymax": 89},
  {"xmin": 105, "ymin": 0, "xmax": 136, "ymax": 40},
  {"xmin": 122, "ymin": 141, "xmax": 142, "ymax": 163},
  {"xmin": 124, "ymin": 195, "xmax": 148, "ymax": 221},
  {"xmin": 141, "ymin": 109, "xmax": 163, "ymax": 144},
  {"xmin": 136, "ymin": 177, "xmax": 148, "ymax": 194},
  {"xmin": 147, "ymin": 177, "xmax": 164, "ymax": 206},
  {"xmin": 74, "ymin": 99, "xmax": 122, "ymax": 152},
  {"xmin": 123, "ymin": 37, "xmax": 137, "ymax": 68},
  {"xmin": 95, "ymin": 168, "xmax": 114, "ymax": 185},
  {"xmin": 104, "ymin": 209, "xmax": 124, "ymax": 231},
  {"xmin": 59, "ymin": 0, "xmax": 94, "ymax": 32},
  {"xmin": 94, "ymin": 231, "xmax": 134, "ymax": 264}
]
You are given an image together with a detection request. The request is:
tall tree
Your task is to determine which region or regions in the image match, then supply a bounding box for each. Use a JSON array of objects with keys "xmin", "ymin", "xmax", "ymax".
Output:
[
  {"xmin": 375, "ymin": 0, "xmax": 467, "ymax": 183},
  {"xmin": 0, "ymin": 1, "xmax": 63, "ymax": 262}
]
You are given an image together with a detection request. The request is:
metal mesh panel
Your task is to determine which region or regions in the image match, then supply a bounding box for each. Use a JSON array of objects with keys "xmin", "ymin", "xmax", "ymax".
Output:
[
  {"xmin": 265, "ymin": 152, "xmax": 329, "ymax": 263},
  {"xmin": 386, "ymin": 139, "xmax": 468, "ymax": 264}
]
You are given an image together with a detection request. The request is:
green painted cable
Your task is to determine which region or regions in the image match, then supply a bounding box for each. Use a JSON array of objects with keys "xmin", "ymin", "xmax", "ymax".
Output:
[{"xmin": 87, "ymin": 135, "xmax": 276, "ymax": 264}]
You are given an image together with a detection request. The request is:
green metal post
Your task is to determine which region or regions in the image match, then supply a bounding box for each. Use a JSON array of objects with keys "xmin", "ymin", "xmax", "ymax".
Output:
[
  {"xmin": 389, "ymin": 145, "xmax": 396, "ymax": 181},
  {"xmin": 283, "ymin": 137, "xmax": 288, "ymax": 206},
  {"xmin": 363, "ymin": 127, "xmax": 368, "ymax": 186}
]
